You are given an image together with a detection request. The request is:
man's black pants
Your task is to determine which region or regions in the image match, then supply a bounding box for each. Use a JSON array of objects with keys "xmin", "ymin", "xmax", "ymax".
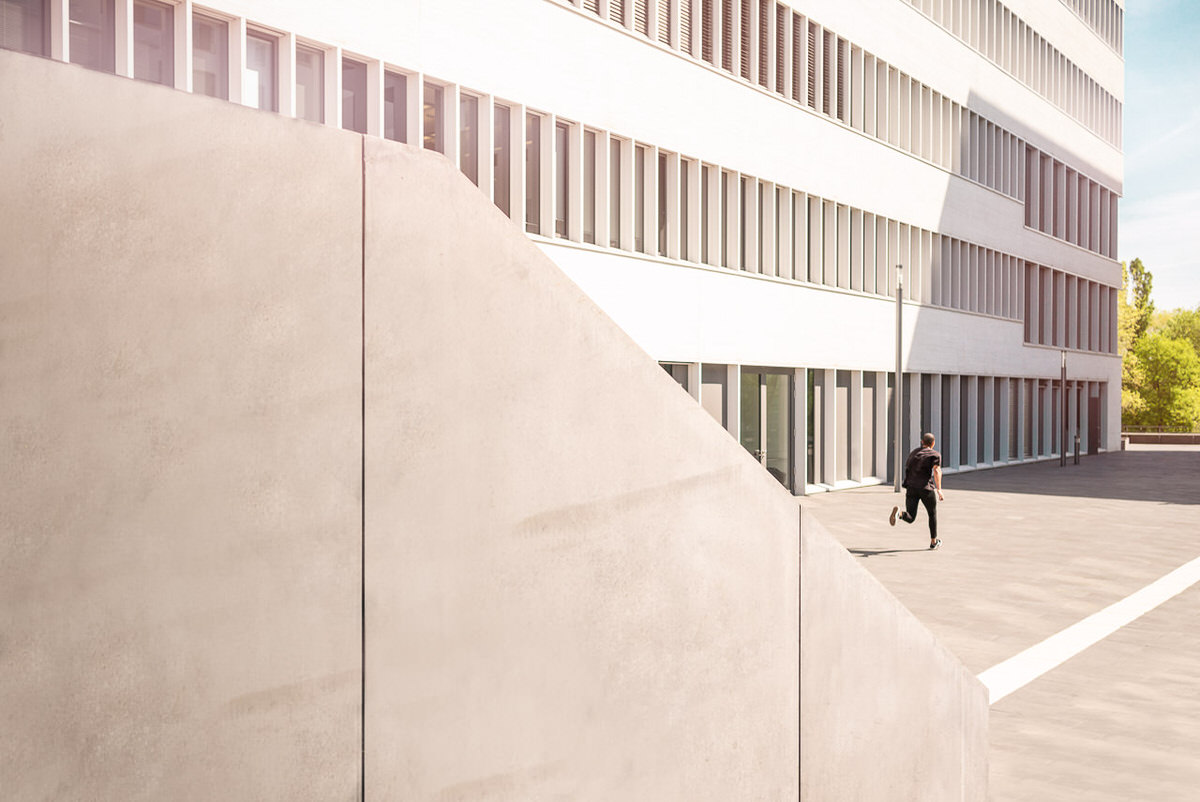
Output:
[{"xmin": 899, "ymin": 487, "xmax": 937, "ymax": 537}]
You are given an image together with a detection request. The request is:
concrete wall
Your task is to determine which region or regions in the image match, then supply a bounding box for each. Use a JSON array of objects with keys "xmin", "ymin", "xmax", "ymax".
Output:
[
  {"xmin": 1, "ymin": 51, "xmax": 987, "ymax": 800},
  {"xmin": 0, "ymin": 52, "xmax": 363, "ymax": 800},
  {"xmin": 800, "ymin": 508, "xmax": 989, "ymax": 800}
]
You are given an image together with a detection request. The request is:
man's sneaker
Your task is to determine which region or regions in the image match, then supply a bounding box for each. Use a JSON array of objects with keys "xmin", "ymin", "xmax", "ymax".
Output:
[
  {"xmin": 889, "ymin": 506, "xmax": 899, "ymax": 526},
  {"xmin": 929, "ymin": 538, "xmax": 941, "ymax": 550}
]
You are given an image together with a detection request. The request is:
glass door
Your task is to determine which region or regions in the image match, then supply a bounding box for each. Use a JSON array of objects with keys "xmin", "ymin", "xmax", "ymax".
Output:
[{"xmin": 740, "ymin": 370, "xmax": 793, "ymax": 491}]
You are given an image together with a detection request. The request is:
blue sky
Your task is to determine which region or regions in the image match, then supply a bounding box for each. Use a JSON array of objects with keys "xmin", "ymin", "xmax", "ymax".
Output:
[{"xmin": 1119, "ymin": 0, "xmax": 1200, "ymax": 311}]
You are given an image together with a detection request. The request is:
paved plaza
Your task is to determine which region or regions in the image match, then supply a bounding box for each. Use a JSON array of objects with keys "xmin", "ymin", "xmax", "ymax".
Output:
[{"xmin": 800, "ymin": 444, "xmax": 1200, "ymax": 801}]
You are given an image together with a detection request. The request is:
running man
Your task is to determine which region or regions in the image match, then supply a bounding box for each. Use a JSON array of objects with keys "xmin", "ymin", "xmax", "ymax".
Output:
[{"xmin": 889, "ymin": 432, "xmax": 944, "ymax": 549}]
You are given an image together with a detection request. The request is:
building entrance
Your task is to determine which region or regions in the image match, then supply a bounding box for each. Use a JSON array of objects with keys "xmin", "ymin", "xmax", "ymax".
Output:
[{"xmin": 740, "ymin": 370, "xmax": 793, "ymax": 491}]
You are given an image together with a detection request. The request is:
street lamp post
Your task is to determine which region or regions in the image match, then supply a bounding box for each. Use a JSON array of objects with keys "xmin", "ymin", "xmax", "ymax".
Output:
[{"xmin": 894, "ymin": 264, "xmax": 903, "ymax": 493}]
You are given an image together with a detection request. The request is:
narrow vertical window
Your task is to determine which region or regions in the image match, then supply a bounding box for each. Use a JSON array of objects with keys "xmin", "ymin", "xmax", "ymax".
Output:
[
  {"xmin": 69, "ymin": 0, "xmax": 115, "ymax": 73},
  {"xmin": 634, "ymin": 145, "xmax": 646, "ymax": 252},
  {"xmin": 245, "ymin": 31, "xmax": 277, "ymax": 112},
  {"xmin": 680, "ymin": 159, "xmax": 691, "ymax": 261},
  {"xmin": 133, "ymin": 0, "xmax": 172, "ymax": 86},
  {"xmin": 583, "ymin": 130, "xmax": 596, "ymax": 245},
  {"xmin": 493, "ymin": 103, "xmax": 511, "ymax": 215},
  {"xmin": 423, "ymin": 82, "xmax": 443, "ymax": 151},
  {"xmin": 192, "ymin": 14, "xmax": 228, "ymax": 100},
  {"xmin": 525, "ymin": 112, "xmax": 541, "ymax": 234},
  {"xmin": 295, "ymin": 45, "xmax": 324, "ymax": 123},
  {"xmin": 460, "ymin": 94, "xmax": 479, "ymax": 186},
  {"xmin": 657, "ymin": 152, "xmax": 668, "ymax": 256},
  {"xmin": 383, "ymin": 70, "xmax": 406, "ymax": 143},
  {"xmin": 720, "ymin": 170, "xmax": 730, "ymax": 268},
  {"xmin": 1, "ymin": 0, "xmax": 49, "ymax": 56},
  {"xmin": 555, "ymin": 121, "xmax": 569, "ymax": 237},
  {"xmin": 609, "ymin": 139, "xmax": 622, "ymax": 247},
  {"xmin": 342, "ymin": 59, "xmax": 367, "ymax": 133},
  {"xmin": 701, "ymin": 0, "xmax": 713, "ymax": 63}
]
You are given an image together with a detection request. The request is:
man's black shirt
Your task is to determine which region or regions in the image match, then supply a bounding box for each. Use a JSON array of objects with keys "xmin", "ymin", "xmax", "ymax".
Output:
[{"xmin": 902, "ymin": 446, "xmax": 941, "ymax": 491}]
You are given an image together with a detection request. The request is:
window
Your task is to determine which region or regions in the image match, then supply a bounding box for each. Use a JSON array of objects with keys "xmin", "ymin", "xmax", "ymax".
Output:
[
  {"xmin": 657, "ymin": 152, "xmax": 668, "ymax": 256},
  {"xmin": 245, "ymin": 31, "xmax": 277, "ymax": 112},
  {"xmin": 525, "ymin": 112, "xmax": 541, "ymax": 234},
  {"xmin": 634, "ymin": 144, "xmax": 646, "ymax": 252},
  {"xmin": 583, "ymin": 130, "xmax": 596, "ymax": 245},
  {"xmin": 133, "ymin": 0, "xmax": 172, "ymax": 85},
  {"xmin": 1, "ymin": 0, "xmax": 49, "ymax": 56},
  {"xmin": 69, "ymin": 0, "xmax": 115, "ymax": 73},
  {"xmin": 460, "ymin": 94, "xmax": 479, "ymax": 186},
  {"xmin": 609, "ymin": 138, "xmax": 622, "ymax": 247},
  {"xmin": 342, "ymin": 58, "xmax": 367, "ymax": 133},
  {"xmin": 295, "ymin": 45, "xmax": 323, "ymax": 123},
  {"xmin": 192, "ymin": 14, "xmax": 228, "ymax": 100},
  {"xmin": 423, "ymin": 81, "xmax": 442, "ymax": 151},
  {"xmin": 555, "ymin": 121, "xmax": 569, "ymax": 236},
  {"xmin": 493, "ymin": 103, "xmax": 510, "ymax": 215},
  {"xmin": 383, "ymin": 70, "xmax": 406, "ymax": 142}
]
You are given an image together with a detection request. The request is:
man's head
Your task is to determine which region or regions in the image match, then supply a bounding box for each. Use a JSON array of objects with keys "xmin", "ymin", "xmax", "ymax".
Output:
[{"xmin": 922, "ymin": 432, "xmax": 936, "ymax": 447}]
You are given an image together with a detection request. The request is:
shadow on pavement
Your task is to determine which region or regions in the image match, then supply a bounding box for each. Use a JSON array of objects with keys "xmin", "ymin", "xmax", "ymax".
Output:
[
  {"xmin": 946, "ymin": 448, "xmax": 1200, "ymax": 506},
  {"xmin": 848, "ymin": 547, "xmax": 934, "ymax": 557}
]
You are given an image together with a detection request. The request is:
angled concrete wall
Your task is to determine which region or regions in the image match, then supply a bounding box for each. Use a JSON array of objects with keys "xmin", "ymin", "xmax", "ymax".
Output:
[
  {"xmin": 801, "ymin": 508, "xmax": 989, "ymax": 800},
  {"xmin": 0, "ymin": 53, "xmax": 362, "ymax": 800},
  {"xmin": 361, "ymin": 140, "xmax": 801, "ymax": 799},
  {"xmin": 1, "ymin": 50, "xmax": 986, "ymax": 801}
]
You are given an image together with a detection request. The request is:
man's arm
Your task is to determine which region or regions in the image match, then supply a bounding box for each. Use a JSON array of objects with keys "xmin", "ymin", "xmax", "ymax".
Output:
[{"xmin": 933, "ymin": 464, "xmax": 944, "ymax": 500}]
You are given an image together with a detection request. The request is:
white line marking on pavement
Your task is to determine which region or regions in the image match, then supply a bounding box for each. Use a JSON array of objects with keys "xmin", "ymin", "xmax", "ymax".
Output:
[{"xmin": 979, "ymin": 554, "xmax": 1200, "ymax": 705}]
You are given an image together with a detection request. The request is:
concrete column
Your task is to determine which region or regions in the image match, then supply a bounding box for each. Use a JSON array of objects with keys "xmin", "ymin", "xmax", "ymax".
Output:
[
  {"xmin": 594, "ymin": 131, "xmax": 610, "ymax": 249},
  {"xmin": 726, "ymin": 365, "xmax": 741, "ymax": 441},
  {"xmin": 1043, "ymin": 380, "xmax": 1054, "ymax": 456},
  {"xmin": 760, "ymin": 182, "xmax": 776, "ymax": 277},
  {"xmin": 228, "ymin": 17, "xmax": 245, "ymax": 106},
  {"xmin": 665, "ymin": 151, "xmax": 681, "ymax": 259},
  {"xmin": 705, "ymin": 165, "xmax": 721, "ymax": 267},
  {"xmin": 620, "ymin": 138, "xmax": 636, "ymax": 251},
  {"xmin": 478, "ymin": 95, "xmax": 495, "ymax": 207},
  {"xmin": 366, "ymin": 60, "xmax": 385, "ymax": 137},
  {"xmin": 50, "ymin": 0, "xmax": 68, "ymax": 61},
  {"xmin": 407, "ymin": 72, "xmax": 423, "ymax": 147},
  {"xmin": 875, "ymin": 371, "xmax": 889, "ymax": 481},
  {"xmin": 174, "ymin": 0, "xmax": 192, "ymax": 92},
  {"xmin": 324, "ymin": 46, "xmax": 342, "ymax": 127},
  {"xmin": 965, "ymin": 376, "xmax": 979, "ymax": 466},
  {"xmin": 776, "ymin": 187, "xmax": 792, "ymax": 280},
  {"xmin": 115, "ymin": 0, "xmax": 133, "ymax": 78},
  {"xmin": 538, "ymin": 114, "xmax": 554, "ymax": 237},
  {"xmin": 567, "ymin": 120, "xmax": 585, "ymax": 242},
  {"xmin": 850, "ymin": 370, "xmax": 863, "ymax": 482},
  {"xmin": 743, "ymin": 178, "xmax": 759, "ymax": 273},
  {"xmin": 905, "ymin": 372, "xmax": 921, "ymax": 460},
  {"xmin": 822, "ymin": 368, "xmax": 837, "ymax": 488},
  {"xmin": 997, "ymin": 378, "xmax": 1011, "ymax": 462},
  {"xmin": 1079, "ymin": 381, "xmax": 1090, "ymax": 454},
  {"xmin": 928, "ymin": 372, "xmax": 942, "ymax": 447},
  {"xmin": 279, "ymin": 33, "xmax": 296, "ymax": 118},
  {"xmin": 981, "ymin": 376, "xmax": 995, "ymax": 463},
  {"xmin": 794, "ymin": 368, "xmax": 809, "ymax": 493},
  {"xmin": 947, "ymin": 375, "xmax": 962, "ymax": 469},
  {"xmin": 684, "ymin": 158, "xmax": 702, "ymax": 262},
  {"xmin": 1016, "ymin": 378, "xmax": 1028, "ymax": 460},
  {"xmin": 686, "ymin": 363, "xmax": 701, "ymax": 403}
]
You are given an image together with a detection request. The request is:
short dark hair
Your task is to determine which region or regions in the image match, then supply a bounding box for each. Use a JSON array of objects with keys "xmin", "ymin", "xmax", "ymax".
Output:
[{"xmin": 922, "ymin": 432, "xmax": 935, "ymax": 446}]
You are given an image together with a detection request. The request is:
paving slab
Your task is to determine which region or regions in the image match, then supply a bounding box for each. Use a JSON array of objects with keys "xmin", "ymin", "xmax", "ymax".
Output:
[{"xmin": 798, "ymin": 445, "xmax": 1200, "ymax": 801}]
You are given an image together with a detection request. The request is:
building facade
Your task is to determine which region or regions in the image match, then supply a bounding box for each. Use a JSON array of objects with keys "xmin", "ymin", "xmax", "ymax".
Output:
[{"xmin": 1, "ymin": 0, "xmax": 1124, "ymax": 494}]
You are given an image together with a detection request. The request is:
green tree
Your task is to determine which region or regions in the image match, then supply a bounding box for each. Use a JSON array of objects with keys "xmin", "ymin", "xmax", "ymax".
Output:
[
  {"xmin": 1154, "ymin": 306, "xmax": 1200, "ymax": 356},
  {"xmin": 1128, "ymin": 333, "xmax": 1200, "ymax": 430},
  {"xmin": 1126, "ymin": 258, "xmax": 1155, "ymax": 340},
  {"xmin": 1117, "ymin": 261, "xmax": 1153, "ymax": 423}
]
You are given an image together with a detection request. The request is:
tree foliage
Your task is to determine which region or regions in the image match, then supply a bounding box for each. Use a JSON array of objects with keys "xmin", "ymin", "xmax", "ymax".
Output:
[{"xmin": 1120, "ymin": 258, "xmax": 1200, "ymax": 430}]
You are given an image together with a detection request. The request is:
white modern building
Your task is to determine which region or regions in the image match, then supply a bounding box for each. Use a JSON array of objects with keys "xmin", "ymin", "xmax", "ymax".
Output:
[{"xmin": 0, "ymin": 0, "xmax": 1124, "ymax": 494}]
